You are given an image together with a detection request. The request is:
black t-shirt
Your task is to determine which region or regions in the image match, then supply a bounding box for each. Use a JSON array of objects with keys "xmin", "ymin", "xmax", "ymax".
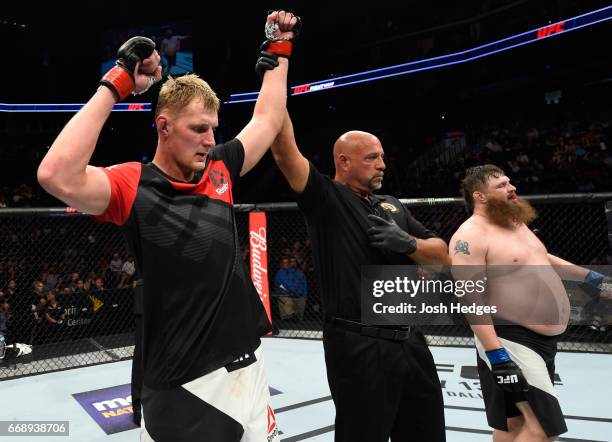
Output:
[
  {"xmin": 32, "ymin": 298, "xmax": 47, "ymax": 320},
  {"xmin": 296, "ymin": 162, "xmax": 438, "ymax": 321},
  {"xmin": 46, "ymin": 302, "xmax": 64, "ymax": 322},
  {"xmin": 94, "ymin": 139, "xmax": 271, "ymax": 389}
]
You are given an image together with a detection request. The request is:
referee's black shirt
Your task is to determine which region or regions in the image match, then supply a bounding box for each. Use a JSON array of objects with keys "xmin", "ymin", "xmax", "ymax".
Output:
[{"xmin": 296, "ymin": 162, "xmax": 438, "ymax": 321}]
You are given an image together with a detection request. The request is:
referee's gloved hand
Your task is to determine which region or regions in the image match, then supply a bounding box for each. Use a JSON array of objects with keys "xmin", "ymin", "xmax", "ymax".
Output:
[
  {"xmin": 367, "ymin": 214, "xmax": 417, "ymax": 255},
  {"xmin": 255, "ymin": 50, "xmax": 279, "ymax": 80},
  {"xmin": 486, "ymin": 347, "xmax": 529, "ymax": 394}
]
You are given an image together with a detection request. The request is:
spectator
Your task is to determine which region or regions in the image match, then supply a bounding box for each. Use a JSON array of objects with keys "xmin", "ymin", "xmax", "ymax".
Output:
[
  {"xmin": 58, "ymin": 285, "xmax": 74, "ymax": 309},
  {"xmin": 274, "ymin": 257, "xmax": 292, "ymax": 320},
  {"xmin": 31, "ymin": 280, "xmax": 46, "ymax": 303},
  {"xmin": 44, "ymin": 290, "xmax": 65, "ymax": 341},
  {"xmin": 42, "ymin": 265, "xmax": 60, "ymax": 292},
  {"xmin": 11, "ymin": 184, "xmax": 33, "ymax": 207},
  {"xmin": 160, "ymin": 28, "xmax": 189, "ymax": 74},
  {"xmin": 7, "ymin": 280, "xmax": 28, "ymax": 344},
  {"xmin": 30, "ymin": 288, "xmax": 47, "ymax": 345},
  {"xmin": 288, "ymin": 257, "xmax": 308, "ymax": 320},
  {"xmin": 0, "ymin": 261, "xmax": 6, "ymax": 287},
  {"xmin": 118, "ymin": 256, "xmax": 136, "ymax": 288},
  {"xmin": 74, "ymin": 279, "xmax": 86, "ymax": 294},
  {"xmin": 93, "ymin": 277, "xmax": 105, "ymax": 293},
  {"xmin": 274, "ymin": 256, "xmax": 308, "ymax": 320},
  {"xmin": 97, "ymin": 255, "xmax": 109, "ymax": 281},
  {"xmin": 88, "ymin": 278, "xmax": 106, "ymax": 315},
  {"xmin": 109, "ymin": 253, "xmax": 123, "ymax": 287},
  {"xmin": 84, "ymin": 271, "xmax": 98, "ymax": 291},
  {"xmin": 0, "ymin": 298, "xmax": 9, "ymax": 359},
  {"xmin": 66, "ymin": 272, "xmax": 81, "ymax": 291},
  {"xmin": 3, "ymin": 279, "xmax": 17, "ymax": 301}
]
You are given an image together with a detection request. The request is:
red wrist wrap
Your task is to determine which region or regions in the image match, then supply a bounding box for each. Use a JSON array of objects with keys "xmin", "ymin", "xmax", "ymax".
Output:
[
  {"xmin": 101, "ymin": 66, "xmax": 135, "ymax": 101},
  {"xmin": 266, "ymin": 41, "xmax": 292, "ymax": 58}
]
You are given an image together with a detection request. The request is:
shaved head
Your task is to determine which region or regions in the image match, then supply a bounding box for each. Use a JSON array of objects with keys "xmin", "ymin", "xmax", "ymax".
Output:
[
  {"xmin": 333, "ymin": 131, "xmax": 385, "ymax": 196},
  {"xmin": 333, "ymin": 131, "xmax": 381, "ymax": 158}
]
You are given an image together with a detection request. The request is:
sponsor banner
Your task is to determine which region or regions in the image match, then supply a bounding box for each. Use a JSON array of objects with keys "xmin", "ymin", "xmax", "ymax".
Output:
[
  {"xmin": 72, "ymin": 384, "xmax": 136, "ymax": 435},
  {"xmin": 250, "ymin": 212, "xmax": 272, "ymax": 326},
  {"xmin": 73, "ymin": 384, "xmax": 283, "ymax": 435}
]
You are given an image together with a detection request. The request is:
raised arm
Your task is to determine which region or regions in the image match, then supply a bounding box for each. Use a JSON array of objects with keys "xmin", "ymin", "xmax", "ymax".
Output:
[
  {"xmin": 37, "ymin": 38, "xmax": 161, "ymax": 215},
  {"xmin": 269, "ymin": 110, "xmax": 310, "ymax": 193},
  {"xmin": 37, "ymin": 88, "xmax": 116, "ymax": 215},
  {"xmin": 237, "ymin": 11, "xmax": 300, "ymax": 176}
]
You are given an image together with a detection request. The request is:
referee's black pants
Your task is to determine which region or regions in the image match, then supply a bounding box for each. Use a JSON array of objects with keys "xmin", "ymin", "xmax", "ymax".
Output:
[{"xmin": 323, "ymin": 323, "xmax": 445, "ymax": 442}]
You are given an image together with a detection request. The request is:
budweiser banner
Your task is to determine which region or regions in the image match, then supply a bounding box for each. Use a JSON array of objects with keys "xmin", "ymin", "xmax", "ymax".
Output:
[{"xmin": 249, "ymin": 211, "xmax": 272, "ymax": 325}]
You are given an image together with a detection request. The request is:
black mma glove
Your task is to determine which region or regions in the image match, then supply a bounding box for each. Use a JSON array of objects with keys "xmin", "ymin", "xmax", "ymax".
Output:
[
  {"xmin": 486, "ymin": 347, "xmax": 529, "ymax": 394},
  {"xmin": 255, "ymin": 50, "xmax": 279, "ymax": 80},
  {"xmin": 367, "ymin": 214, "xmax": 417, "ymax": 255},
  {"xmin": 100, "ymin": 36, "xmax": 158, "ymax": 102}
]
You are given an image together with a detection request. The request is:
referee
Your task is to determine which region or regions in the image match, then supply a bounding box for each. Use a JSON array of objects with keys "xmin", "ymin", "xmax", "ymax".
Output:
[{"xmin": 270, "ymin": 111, "xmax": 449, "ymax": 441}]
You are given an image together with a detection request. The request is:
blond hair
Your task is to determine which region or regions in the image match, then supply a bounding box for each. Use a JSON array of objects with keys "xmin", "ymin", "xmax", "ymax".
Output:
[{"xmin": 155, "ymin": 74, "xmax": 220, "ymax": 117}]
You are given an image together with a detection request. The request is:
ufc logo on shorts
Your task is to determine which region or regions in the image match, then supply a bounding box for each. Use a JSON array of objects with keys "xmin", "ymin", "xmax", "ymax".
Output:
[{"xmin": 497, "ymin": 374, "xmax": 519, "ymax": 384}]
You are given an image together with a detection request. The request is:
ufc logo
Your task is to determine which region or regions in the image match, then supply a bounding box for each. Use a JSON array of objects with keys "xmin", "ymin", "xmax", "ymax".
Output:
[
  {"xmin": 497, "ymin": 374, "xmax": 518, "ymax": 384},
  {"xmin": 536, "ymin": 22, "xmax": 565, "ymax": 39}
]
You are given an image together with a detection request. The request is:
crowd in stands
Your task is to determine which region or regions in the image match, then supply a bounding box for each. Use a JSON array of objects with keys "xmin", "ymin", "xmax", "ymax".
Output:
[
  {"xmin": 399, "ymin": 112, "xmax": 612, "ymax": 198},
  {"xmin": 0, "ymin": 227, "xmax": 321, "ymax": 353},
  {"xmin": 1, "ymin": 107, "xmax": 611, "ymax": 207},
  {"xmin": 0, "ymin": 184, "xmax": 37, "ymax": 208},
  {"xmin": 0, "ymin": 253, "xmax": 140, "ymax": 348}
]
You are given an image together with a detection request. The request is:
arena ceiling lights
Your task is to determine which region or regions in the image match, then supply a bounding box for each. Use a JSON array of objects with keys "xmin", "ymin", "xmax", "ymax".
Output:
[{"xmin": 1, "ymin": 5, "xmax": 611, "ymax": 112}]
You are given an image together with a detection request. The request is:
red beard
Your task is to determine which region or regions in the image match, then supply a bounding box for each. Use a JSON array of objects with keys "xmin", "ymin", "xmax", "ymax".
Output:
[{"xmin": 486, "ymin": 197, "xmax": 537, "ymax": 228}]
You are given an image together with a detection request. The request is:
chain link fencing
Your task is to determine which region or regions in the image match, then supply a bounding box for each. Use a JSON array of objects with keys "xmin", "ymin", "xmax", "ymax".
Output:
[{"xmin": 1, "ymin": 194, "xmax": 611, "ymax": 380}]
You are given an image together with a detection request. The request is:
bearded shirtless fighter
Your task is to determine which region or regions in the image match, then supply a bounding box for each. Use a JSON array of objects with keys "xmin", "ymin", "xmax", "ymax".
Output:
[{"xmin": 450, "ymin": 164, "xmax": 612, "ymax": 442}]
